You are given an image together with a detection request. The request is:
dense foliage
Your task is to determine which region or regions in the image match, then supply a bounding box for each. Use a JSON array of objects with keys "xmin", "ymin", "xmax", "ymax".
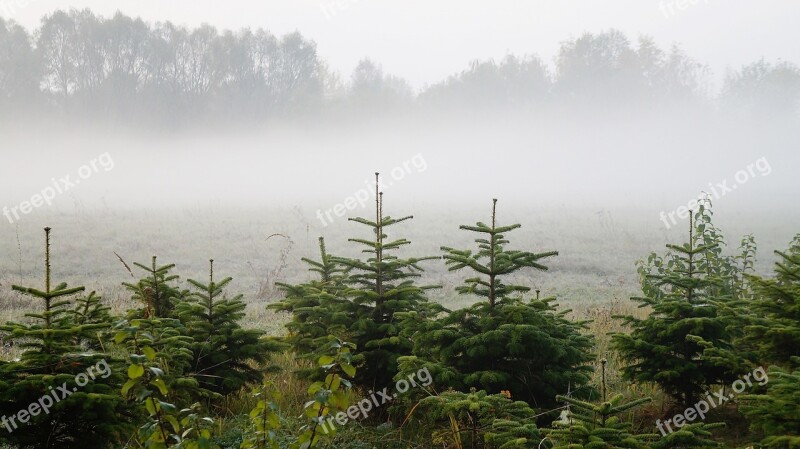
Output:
[
  {"xmin": 612, "ymin": 203, "xmax": 749, "ymax": 408},
  {"xmin": 274, "ymin": 175, "xmax": 441, "ymax": 391},
  {"xmin": 397, "ymin": 199, "xmax": 594, "ymax": 410},
  {"xmin": 177, "ymin": 260, "xmax": 286, "ymax": 399},
  {"xmin": 738, "ymin": 235, "xmax": 800, "ymax": 448},
  {"xmin": 0, "ymin": 228, "xmax": 133, "ymax": 448}
]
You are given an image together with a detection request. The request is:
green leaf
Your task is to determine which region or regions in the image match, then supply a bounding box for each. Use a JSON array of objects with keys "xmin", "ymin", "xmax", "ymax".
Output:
[
  {"xmin": 114, "ymin": 331, "xmax": 128, "ymax": 344},
  {"xmin": 341, "ymin": 363, "xmax": 356, "ymax": 377},
  {"xmin": 165, "ymin": 415, "xmax": 181, "ymax": 433},
  {"xmin": 158, "ymin": 400, "xmax": 177, "ymax": 413},
  {"xmin": 150, "ymin": 378, "xmax": 169, "ymax": 396},
  {"xmin": 128, "ymin": 364, "xmax": 145, "ymax": 379},
  {"xmin": 142, "ymin": 346, "xmax": 157, "ymax": 361},
  {"xmin": 121, "ymin": 379, "xmax": 137, "ymax": 397}
]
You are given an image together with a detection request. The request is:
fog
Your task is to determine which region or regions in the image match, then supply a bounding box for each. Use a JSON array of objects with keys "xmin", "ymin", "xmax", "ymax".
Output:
[
  {"xmin": 0, "ymin": 4, "xmax": 798, "ymax": 245},
  {"xmin": 1, "ymin": 111, "xmax": 797, "ymax": 220}
]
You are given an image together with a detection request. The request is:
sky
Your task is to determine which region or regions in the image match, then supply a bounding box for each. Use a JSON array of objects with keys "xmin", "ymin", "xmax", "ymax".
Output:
[{"xmin": 2, "ymin": 0, "xmax": 799, "ymax": 90}]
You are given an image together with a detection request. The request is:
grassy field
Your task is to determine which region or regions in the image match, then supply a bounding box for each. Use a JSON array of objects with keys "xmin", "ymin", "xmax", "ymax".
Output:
[{"xmin": 1, "ymin": 203, "xmax": 793, "ymax": 327}]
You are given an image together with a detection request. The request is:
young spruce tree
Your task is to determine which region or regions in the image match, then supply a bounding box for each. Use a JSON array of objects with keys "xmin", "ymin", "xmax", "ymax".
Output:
[
  {"xmin": 122, "ymin": 256, "xmax": 184, "ymax": 319},
  {"xmin": 177, "ymin": 259, "xmax": 285, "ymax": 398},
  {"xmin": 398, "ymin": 199, "xmax": 594, "ymax": 410},
  {"xmin": 738, "ymin": 236, "xmax": 800, "ymax": 448},
  {"xmin": 547, "ymin": 361, "xmax": 722, "ymax": 449},
  {"xmin": 548, "ymin": 394, "xmax": 654, "ymax": 449},
  {"xmin": 740, "ymin": 365, "xmax": 800, "ymax": 449},
  {"xmin": 414, "ymin": 388, "xmax": 541, "ymax": 449},
  {"xmin": 332, "ymin": 173, "xmax": 441, "ymax": 390},
  {"xmin": 271, "ymin": 237, "xmax": 351, "ymax": 376},
  {"xmin": 742, "ymin": 235, "xmax": 800, "ymax": 368},
  {"xmin": 118, "ymin": 256, "xmax": 199, "ymax": 403},
  {"xmin": 611, "ymin": 211, "xmax": 745, "ymax": 409},
  {"xmin": 0, "ymin": 227, "xmax": 133, "ymax": 449}
]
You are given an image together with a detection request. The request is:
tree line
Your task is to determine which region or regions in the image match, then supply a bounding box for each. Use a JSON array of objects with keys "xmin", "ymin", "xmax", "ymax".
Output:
[{"xmin": 1, "ymin": 10, "xmax": 799, "ymax": 124}]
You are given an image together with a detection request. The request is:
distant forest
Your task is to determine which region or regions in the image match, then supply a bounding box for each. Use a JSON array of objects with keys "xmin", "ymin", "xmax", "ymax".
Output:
[{"xmin": 1, "ymin": 9, "xmax": 799, "ymax": 124}]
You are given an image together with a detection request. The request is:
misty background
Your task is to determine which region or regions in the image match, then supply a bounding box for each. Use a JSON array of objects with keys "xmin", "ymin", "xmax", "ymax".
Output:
[{"xmin": 0, "ymin": 1, "xmax": 798, "ymax": 302}]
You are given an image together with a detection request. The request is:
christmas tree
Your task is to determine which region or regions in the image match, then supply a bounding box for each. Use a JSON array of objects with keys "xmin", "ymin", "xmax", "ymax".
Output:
[
  {"xmin": 413, "ymin": 388, "xmax": 540, "ymax": 449},
  {"xmin": 271, "ymin": 237, "xmax": 351, "ymax": 367},
  {"xmin": 177, "ymin": 259, "xmax": 285, "ymax": 398},
  {"xmin": 0, "ymin": 227, "xmax": 133, "ymax": 449},
  {"xmin": 740, "ymin": 364, "xmax": 800, "ymax": 449},
  {"xmin": 122, "ymin": 256, "xmax": 184, "ymax": 319},
  {"xmin": 548, "ymin": 394, "xmax": 654, "ymax": 449},
  {"xmin": 400, "ymin": 199, "xmax": 594, "ymax": 410},
  {"xmin": 332, "ymin": 174, "xmax": 441, "ymax": 390},
  {"xmin": 612, "ymin": 212, "xmax": 745, "ymax": 408},
  {"xmin": 742, "ymin": 235, "xmax": 800, "ymax": 367},
  {"xmin": 738, "ymin": 236, "xmax": 800, "ymax": 448}
]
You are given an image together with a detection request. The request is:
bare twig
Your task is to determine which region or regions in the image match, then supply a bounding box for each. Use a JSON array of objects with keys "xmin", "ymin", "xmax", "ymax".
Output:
[{"xmin": 114, "ymin": 252, "xmax": 135, "ymax": 278}]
